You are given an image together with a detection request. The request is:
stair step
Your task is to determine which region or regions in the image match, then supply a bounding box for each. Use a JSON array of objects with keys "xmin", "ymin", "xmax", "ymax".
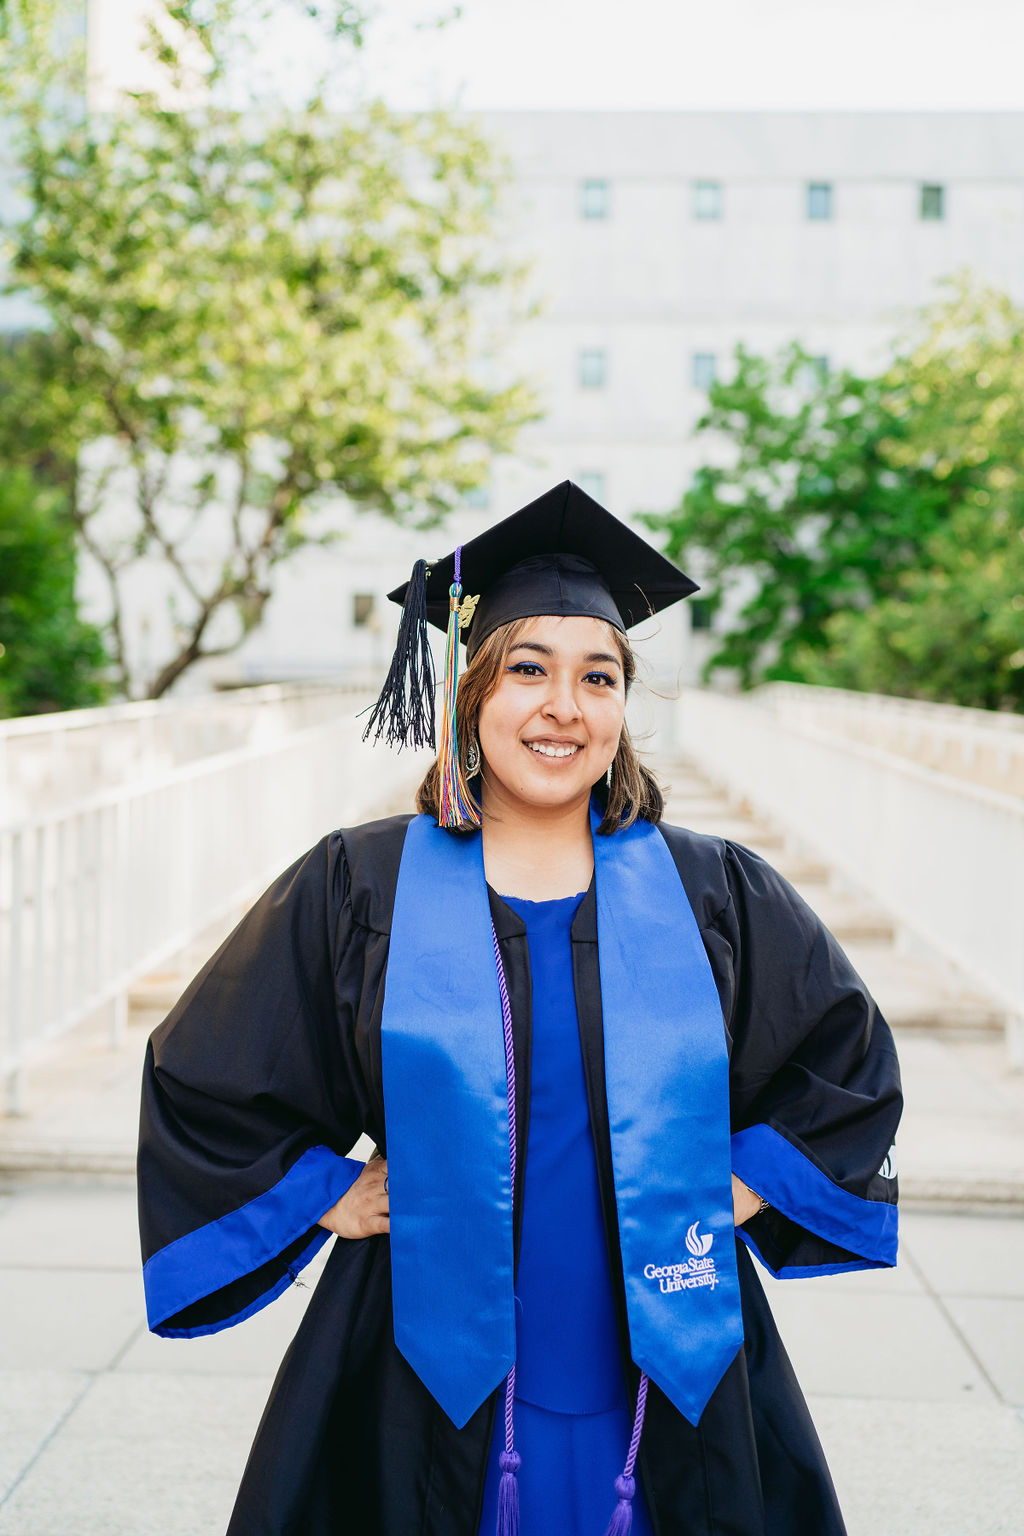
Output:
[
  {"xmin": 793, "ymin": 887, "xmax": 896, "ymax": 943},
  {"xmin": 843, "ymin": 943, "xmax": 1005, "ymax": 1033},
  {"xmin": 127, "ymin": 975, "xmax": 186, "ymax": 1024},
  {"xmin": 664, "ymin": 812, "xmax": 786, "ymax": 852},
  {"xmin": 662, "ymin": 793, "xmax": 735, "ymax": 820},
  {"xmin": 769, "ymin": 852, "xmax": 832, "ymax": 884}
]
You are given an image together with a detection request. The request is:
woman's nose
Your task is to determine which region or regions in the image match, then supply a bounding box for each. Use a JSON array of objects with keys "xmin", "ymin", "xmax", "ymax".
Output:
[{"xmin": 541, "ymin": 678, "xmax": 582, "ymax": 721}]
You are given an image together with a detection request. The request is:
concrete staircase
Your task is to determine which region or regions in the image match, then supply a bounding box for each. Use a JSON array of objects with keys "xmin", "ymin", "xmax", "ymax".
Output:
[
  {"xmin": 662, "ymin": 758, "xmax": 1005, "ymax": 1037},
  {"xmin": 662, "ymin": 757, "xmax": 1024, "ymax": 1208}
]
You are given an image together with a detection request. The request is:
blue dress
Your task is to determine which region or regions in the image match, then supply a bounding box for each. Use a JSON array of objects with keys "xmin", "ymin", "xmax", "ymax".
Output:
[{"xmin": 477, "ymin": 892, "xmax": 655, "ymax": 1536}]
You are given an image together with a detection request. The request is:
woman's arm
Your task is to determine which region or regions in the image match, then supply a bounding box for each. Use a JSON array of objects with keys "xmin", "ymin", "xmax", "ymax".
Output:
[
  {"xmin": 721, "ymin": 838, "xmax": 902, "ymax": 1276},
  {"xmin": 138, "ymin": 830, "xmax": 369, "ymax": 1336}
]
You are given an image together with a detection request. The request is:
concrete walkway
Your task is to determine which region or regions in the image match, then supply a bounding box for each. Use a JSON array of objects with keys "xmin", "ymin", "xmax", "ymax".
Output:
[
  {"xmin": 0, "ymin": 1176, "xmax": 1021, "ymax": 1535},
  {"xmin": 1, "ymin": 758, "xmax": 1023, "ymax": 1533}
]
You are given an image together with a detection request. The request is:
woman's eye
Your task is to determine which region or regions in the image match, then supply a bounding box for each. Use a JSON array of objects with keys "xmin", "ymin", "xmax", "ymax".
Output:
[
  {"xmin": 507, "ymin": 662, "xmax": 545, "ymax": 678},
  {"xmin": 584, "ymin": 672, "xmax": 616, "ymax": 687}
]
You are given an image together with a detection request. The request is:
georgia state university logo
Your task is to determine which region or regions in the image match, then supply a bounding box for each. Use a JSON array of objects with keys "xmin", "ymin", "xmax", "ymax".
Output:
[
  {"xmin": 644, "ymin": 1222, "xmax": 719, "ymax": 1294},
  {"xmin": 685, "ymin": 1221, "xmax": 713, "ymax": 1257}
]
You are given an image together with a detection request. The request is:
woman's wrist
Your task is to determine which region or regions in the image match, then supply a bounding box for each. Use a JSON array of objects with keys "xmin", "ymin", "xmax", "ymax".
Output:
[
  {"xmin": 731, "ymin": 1172, "xmax": 770, "ymax": 1225},
  {"xmin": 742, "ymin": 1178, "xmax": 770, "ymax": 1214}
]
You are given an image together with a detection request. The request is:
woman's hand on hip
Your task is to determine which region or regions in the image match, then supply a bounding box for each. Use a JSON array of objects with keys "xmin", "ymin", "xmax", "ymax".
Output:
[
  {"xmin": 318, "ymin": 1155, "xmax": 390, "ymax": 1238},
  {"xmin": 731, "ymin": 1173, "xmax": 764, "ymax": 1226}
]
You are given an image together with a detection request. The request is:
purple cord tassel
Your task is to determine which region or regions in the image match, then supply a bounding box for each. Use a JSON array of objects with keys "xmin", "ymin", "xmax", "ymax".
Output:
[
  {"xmin": 603, "ymin": 1475, "xmax": 636, "ymax": 1536},
  {"xmin": 602, "ymin": 1372, "xmax": 649, "ymax": 1536},
  {"xmin": 496, "ymin": 1448, "xmax": 521, "ymax": 1536},
  {"xmin": 493, "ymin": 926, "xmax": 521, "ymax": 1536}
]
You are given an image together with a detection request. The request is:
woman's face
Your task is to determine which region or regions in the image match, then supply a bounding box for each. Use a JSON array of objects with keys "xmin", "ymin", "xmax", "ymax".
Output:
[{"xmin": 475, "ymin": 614, "xmax": 626, "ymax": 818}]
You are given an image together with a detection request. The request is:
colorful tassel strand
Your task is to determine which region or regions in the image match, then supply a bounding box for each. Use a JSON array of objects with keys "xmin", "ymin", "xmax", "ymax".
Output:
[{"xmin": 437, "ymin": 547, "xmax": 481, "ymax": 829}]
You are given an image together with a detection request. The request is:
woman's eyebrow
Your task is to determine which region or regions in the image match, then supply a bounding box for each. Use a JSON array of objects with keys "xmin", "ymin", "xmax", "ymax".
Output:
[{"xmin": 507, "ymin": 641, "xmax": 620, "ymax": 667}]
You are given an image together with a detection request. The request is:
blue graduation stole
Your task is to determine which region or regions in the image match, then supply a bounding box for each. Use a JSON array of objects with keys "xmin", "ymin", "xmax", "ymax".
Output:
[{"xmin": 380, "ymin": 809, "xmax": 743, "ymax": 1430}]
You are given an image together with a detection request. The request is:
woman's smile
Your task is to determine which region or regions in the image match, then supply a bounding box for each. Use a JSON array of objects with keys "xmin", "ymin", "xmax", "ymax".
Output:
[{"xmin": 523, "ymin": 737, "xmax": 584, "ymax": 760}]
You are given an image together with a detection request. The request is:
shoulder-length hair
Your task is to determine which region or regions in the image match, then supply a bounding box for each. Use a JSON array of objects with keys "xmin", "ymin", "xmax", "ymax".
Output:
[{"xmin": 415, "ymin": 615, "xmax": 664, "ymax": 835}]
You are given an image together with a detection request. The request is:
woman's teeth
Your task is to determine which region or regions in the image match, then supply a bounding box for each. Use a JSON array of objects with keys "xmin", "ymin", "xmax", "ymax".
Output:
[{"xmin": 526, "ymin": 742, "xmax": 580, "ymax": 758}]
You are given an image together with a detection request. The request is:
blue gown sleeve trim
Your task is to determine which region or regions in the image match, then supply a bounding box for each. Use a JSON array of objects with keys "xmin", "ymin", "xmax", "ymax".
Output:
[
  {"xmin": 143, "ymin": 1143, "xmax": 364, "ymax": 1333},
  {"xmin": 153, "ymin": 1227, "xmax": 333, "ymax": 1339},
  {"xmin": 731, "ymin": 1122, "xmax": 897, "ymax": 1273}
]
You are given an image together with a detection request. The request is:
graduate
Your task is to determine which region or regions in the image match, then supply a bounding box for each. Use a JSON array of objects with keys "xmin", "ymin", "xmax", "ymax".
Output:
[{"xmin": 137, "ymin": 480, "xmax": 903, "ymax": 1536}]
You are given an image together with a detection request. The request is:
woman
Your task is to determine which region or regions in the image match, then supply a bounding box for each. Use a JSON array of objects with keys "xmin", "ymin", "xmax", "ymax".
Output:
[{"xmin": 138, "ymin": 481, "xmax": 902, "ymax": 1536}]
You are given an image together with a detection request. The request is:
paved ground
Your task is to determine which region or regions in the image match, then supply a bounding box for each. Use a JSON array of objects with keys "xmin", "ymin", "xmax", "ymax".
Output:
[{"xmin": 0, "ymin": 1175, "xmax": 1022, "ymax": 1535}]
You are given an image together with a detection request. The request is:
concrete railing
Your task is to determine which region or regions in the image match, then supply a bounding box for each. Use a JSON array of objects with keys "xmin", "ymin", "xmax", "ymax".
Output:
[
  {"xmin": 0, "ymin": 676, "xmax": 382, "ymax": 823},
  {"xmin": 757, "ymin": 682, "xmax": 1024, "ymax": 799},
  {"xmin": 677, "ymin": 687, "xmax": 1024, "ymax": 1057},
  {"xmin": 0, "ymin": 699, "xmax": 421, "ymax": 1114}
]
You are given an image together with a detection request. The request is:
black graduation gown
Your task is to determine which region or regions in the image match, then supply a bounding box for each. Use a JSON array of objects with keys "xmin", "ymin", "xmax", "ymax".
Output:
[{"xmin": 137, "ymin": 814, "xmax": 903, "ymax": 1536}]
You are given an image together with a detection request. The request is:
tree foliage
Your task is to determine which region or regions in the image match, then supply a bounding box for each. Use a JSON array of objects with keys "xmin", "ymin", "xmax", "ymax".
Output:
[
  {"xmin": 0, "ymin": 1, "xmax": 539, "ymax": 699},
  {"xmin": 0, "ymin": 468, "xmax": 110, "ymax": 717},
  {"xmin": 808, "ymin": 278, "xmax": 1024, "ymax": 711},
  {"xmin": 643, "ymin": 342, "xmax": 950, "ymax": 688},
  {"xmin": 645, "ymin": 275, "xmax": 1024, "ymax": 710}
]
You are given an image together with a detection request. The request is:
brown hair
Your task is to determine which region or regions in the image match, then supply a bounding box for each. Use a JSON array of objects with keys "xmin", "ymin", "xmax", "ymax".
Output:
[{"xmin": 415, "ymin": 616, "xmax": 664, "ymax": 835}]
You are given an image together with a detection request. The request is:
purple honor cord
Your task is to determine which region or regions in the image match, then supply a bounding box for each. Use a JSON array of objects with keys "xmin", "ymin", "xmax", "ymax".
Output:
[{"xmin": 489, "ymin": 924, "xmax": 649, "ymax": 1536}]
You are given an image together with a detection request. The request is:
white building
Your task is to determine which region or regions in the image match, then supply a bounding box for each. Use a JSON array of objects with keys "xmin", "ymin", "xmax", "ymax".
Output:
[
  {"xmin": 5, "ymin": 101, "xmax": 1024, "ymax": 692},
  {"xmin": 219, "ymin": 109, "xmax": 1024, "ymax": 692}
]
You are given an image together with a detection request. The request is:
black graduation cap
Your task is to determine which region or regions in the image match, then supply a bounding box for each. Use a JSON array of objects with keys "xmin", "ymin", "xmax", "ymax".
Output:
[
  {"xmin": 361, "ymin": 480, "xmax": 698, "ymax": 804},
  {"xmin": 395, "ymin": 478, "xmax": 698, "ymax": 662}
]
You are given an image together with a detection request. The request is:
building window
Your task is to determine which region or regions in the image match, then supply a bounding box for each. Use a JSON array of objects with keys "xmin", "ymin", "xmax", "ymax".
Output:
[
  {"xmin": 692, "ymin": 352, "xmax": 717, "ymax": 390},
  {"xmin": 580, "ymin": 179, "xmax": 609, "ymax": 219},
  {"xmin": 576, "ymin": 471, "xmax": 606, "ymax": 504},
  {"xmin": 799, "ymin": 354, "xmax": 830, "ymax": 388},
  {"xmin": 807, "ymin": 182, "xmax": 832, "ymax": 220},
  {"xmin": 689, "ymin": 599, "xmax": 715, "ymax": 632},
  {"xmin": 463, "ymin": 483, "xmax": 491, "ymax": 510},
  {"xmin": 693, "ymin": 181, "xmax": 722, "ymax": 220},
  {"xmin": 920, "ymin": 183, "xmax": 944, "ymax": 220},
  {"xmin": 579, "ymin": 349, "xmax": 607, "ymax": 389},
  {"xmin": 352, "ymin": 593, "xmax": 376, "ymax": 628}
]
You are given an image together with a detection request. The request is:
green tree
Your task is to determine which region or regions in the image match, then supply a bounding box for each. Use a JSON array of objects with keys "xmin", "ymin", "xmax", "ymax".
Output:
[
  {"xmin": 643, "ymin": 342, "xmax": 951, "ymax": 688},
  {"xmin": 800, "ymin": 277, "xmax": 1024, "ymax": 710},
  {"xmin": 0, "ymin": 468, "xmax": 110, "ymax": 717},
  {"xmin": 0, "ymin": 1, "xmax": 539, "ymax": 699}
]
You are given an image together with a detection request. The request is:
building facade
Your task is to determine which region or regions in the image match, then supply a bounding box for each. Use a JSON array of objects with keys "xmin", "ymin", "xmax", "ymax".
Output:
[{"xmin": 5, "ymin": 104, "xmax": 1024, "ymax": 693}]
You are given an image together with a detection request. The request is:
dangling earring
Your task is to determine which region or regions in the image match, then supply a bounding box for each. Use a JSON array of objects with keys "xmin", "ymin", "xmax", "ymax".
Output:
[
  {"xmin": 605, "ymin": 759, "xmax": 613, "ymax": 791},
  {"xmin": 466, "ymin": 732, "xmax": 481, "ymax": 775}
]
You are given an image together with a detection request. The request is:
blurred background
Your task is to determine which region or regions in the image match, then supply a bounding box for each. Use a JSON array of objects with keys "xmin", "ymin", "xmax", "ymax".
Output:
[{"xmin": 0, "ymin": 2, "xmax": 1022, "ymax": 1533}]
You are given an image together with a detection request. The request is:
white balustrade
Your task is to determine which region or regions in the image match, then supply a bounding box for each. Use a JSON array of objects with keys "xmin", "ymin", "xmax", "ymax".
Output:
[
  {"xmin": 0, "ymin": 676, "xmax": 382, "ymax": 824},
  {"xmin": 677, "ymin": 687, "xmax": 1024, "ymax": 1060},
  {"xmin": 756, "ymin": 682, "xmax": 1024, "ymax": 798},
  {"xmin": 0, "ymin": 696, "xmax": 422, "ymax": 1114}
]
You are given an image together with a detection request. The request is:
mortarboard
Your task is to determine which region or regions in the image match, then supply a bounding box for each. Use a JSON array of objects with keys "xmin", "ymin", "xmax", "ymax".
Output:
[{"xmin": 362, "ymin": 479, "xmax": 698, "ymax": 827}]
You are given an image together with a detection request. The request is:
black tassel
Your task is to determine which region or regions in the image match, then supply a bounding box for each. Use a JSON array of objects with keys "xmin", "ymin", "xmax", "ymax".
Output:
[{"xmin": 361, "ymin": 559, "xmax": 437, "ymax": 750}]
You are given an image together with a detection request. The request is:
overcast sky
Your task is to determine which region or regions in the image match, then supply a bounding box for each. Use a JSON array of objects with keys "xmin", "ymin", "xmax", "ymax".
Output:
[{"xmin": 341, "ymin": 0, "xmax": 1024, "ymax": 112}]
